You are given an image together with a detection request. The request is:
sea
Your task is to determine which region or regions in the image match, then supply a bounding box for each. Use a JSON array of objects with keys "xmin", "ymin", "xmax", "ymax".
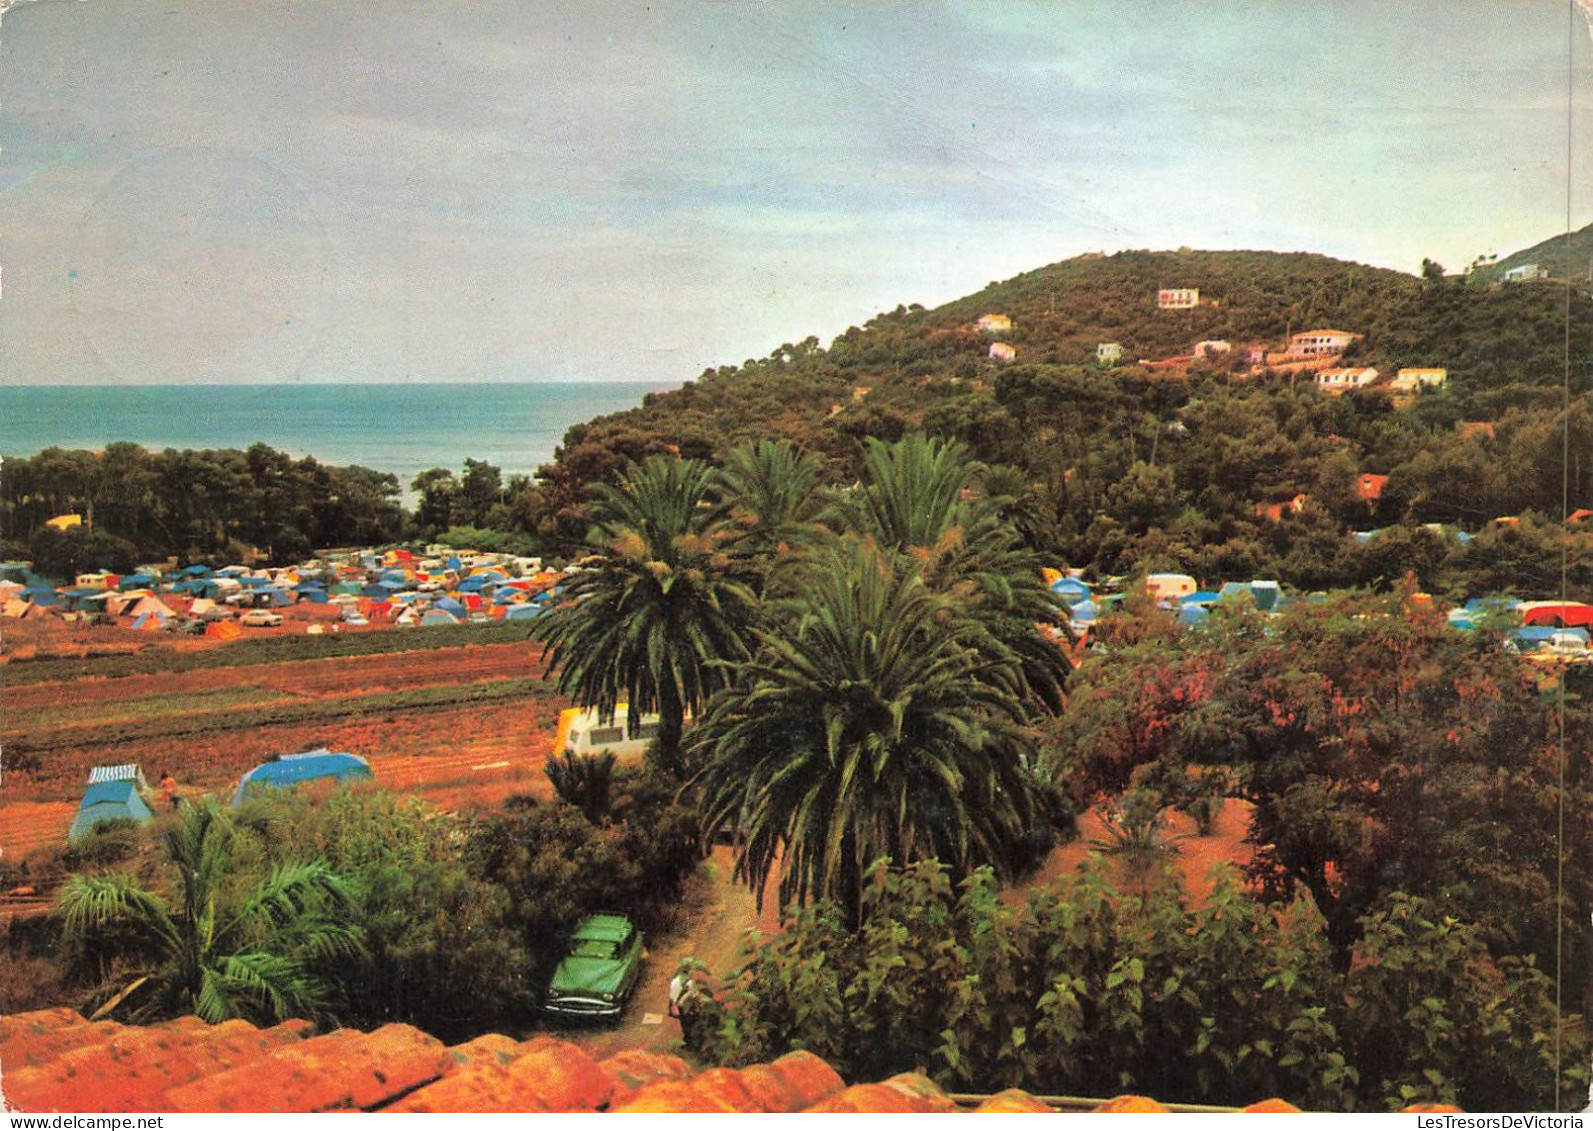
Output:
[{"xmin": 0, "ymin": 383, "xmax": 679, "ymax": 500}]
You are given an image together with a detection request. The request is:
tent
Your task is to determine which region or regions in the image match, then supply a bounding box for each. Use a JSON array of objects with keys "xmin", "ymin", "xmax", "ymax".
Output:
[
  {"xmin": 181, "ymin": 564, "xmax": 215, "ymax": 578},
  {"xmin": 58, "ymin": 587, "xmax": 105, "ymax": 612},
  {"xmin": 126, "ymin": 595, "xmax": 176, "ymax": 620},
  {"xmin": 230, "ymin": 750, "xmax": 374, "ymax": 807},
  {"xmin": 434, "ymin": 596, "xmax": 468, "ymax": 618},
  {"xmin": 68, "ymin": 778, "xmax": 155, "ymax": 843},
  {"xmin": 296, "ymin": 587, "xmax": 330, "ymax": 604},
  {"xmin": 131, "ymin": 608, "xmax": 171, "ymax": 630},
  {"xmin": 206, "ymin": 619, "xmax": 244, "ymax": 640},
  {"xmin": 21, "ymin": 585, "xmax": 60, "ymax": 606},
  {"xmin": 118, "ymin": 574, "xmax": 156, "ymax": 591},
  {"xmin": 3, "ymin": 598, "xmax": 41, "ymax": 619},
  {"xmin": 1518, "ymin": 601, "xmax": 1593, "ymax": 629},
  {"xmin": 502, "ymin": 603, "xmax": 542, "ymax": 621},
  {"xmin": 256, "ymin": 587, "xmax": 293, "ymax": 608},
  {"xmin": 1049, "ymin": 577, "xmax": 1091, "ymax": 606},
  {"xmin": 420, "ymin": 608, "xmax": 460, "ymax": 626},
  {"xmin": 330, "ymin": 581, "xmax": 363, "ymax": 596}
]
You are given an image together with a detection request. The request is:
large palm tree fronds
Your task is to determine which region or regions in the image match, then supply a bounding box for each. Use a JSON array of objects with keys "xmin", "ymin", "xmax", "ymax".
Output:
[
  {"xmin": 691, "ymin": 540, "xmax": 1051, "ymax": 924},
  {"xmin": 712, "ymin": 439, "xmax": 829, "ymax": 566},
  {"xmin": 827, "ymin": 434, "xmax": 1072, "ymax": 712},
  {"xmin": 55, "ymin": 799, "xmax": 362, "ymax": 1025},
  {"xmin": 535, "ymin": 455, "xmax": 759, "ymax": 759}
]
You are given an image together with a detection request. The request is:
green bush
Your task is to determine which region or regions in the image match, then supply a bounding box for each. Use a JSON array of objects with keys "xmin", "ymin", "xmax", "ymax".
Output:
[{"xmin": 689, "ymin": 859, "xmax": 1584, "ymax": 1112}]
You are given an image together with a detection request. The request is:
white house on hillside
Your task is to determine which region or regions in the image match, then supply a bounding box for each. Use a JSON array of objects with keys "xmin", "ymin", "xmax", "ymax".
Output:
[
  {"xmin": 988, "ymin": 342, "xmax": 1016, "ymax": 362},
  {"xmin": 1316, "ymin": 367, "xmax": 1379, "ymax": 392},
  {"xmin": 1288, "ymin": 329, "xmax": 1360, "ymax": 356},
  {"xmin": 1391, "ymin": 368, "xmax": 1447, "ymax": 392},
  {"xmin": 1097, "ymin": 342, "xmax": 1123, "ymax": 364},
  {"xmin": 1503, "ymin": 264, "xmax": 1549, "ymax": 283}
]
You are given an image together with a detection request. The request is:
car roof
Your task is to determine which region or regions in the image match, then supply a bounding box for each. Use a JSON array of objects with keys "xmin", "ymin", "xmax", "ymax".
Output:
[{"xmin": 572, "ymin": 913, "xmax": 634, "ymax": 942}]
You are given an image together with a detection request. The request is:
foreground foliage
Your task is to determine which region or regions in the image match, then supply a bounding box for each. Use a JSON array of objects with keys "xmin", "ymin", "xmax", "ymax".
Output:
[
  {"xmin": 58, "ymin": 798, "xmax": 362, "ymax": 1025},
  {"xmin": 689, "ymin": 860, "xmax": 1585, "ymax": 1112}
]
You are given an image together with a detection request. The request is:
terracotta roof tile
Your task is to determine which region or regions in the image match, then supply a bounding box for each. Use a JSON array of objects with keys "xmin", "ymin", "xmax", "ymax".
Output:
[
  {"xmin": 974, "ymin": 1088, "xmax": 1055, "ymax": 1112},
  {"xmin": 0, "ymin": 1008, "xmax": 1466, "ymax": 1114}
]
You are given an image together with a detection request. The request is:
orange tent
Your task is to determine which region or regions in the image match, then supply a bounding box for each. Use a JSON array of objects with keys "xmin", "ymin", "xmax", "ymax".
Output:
[{"xmin": 206, "ymin": 620, "xmax": 243, "ymax": 641}]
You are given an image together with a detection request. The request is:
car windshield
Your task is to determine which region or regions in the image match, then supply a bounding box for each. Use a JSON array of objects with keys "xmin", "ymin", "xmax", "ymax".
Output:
[{"xmin": 571, "ymin": 938, "xmax": 618, "ymax": 959}]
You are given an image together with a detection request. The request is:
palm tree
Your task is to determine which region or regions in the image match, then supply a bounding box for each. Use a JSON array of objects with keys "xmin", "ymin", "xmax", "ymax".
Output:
[
  {"xmin": 691, "ymin": 539, "xmax": 1051, "ymax": 926},
  {"xmin": 534, "ymin": 455, "xmax": 758, "ymax": 772},
  {"xmin": 712, "ymin": 439, "xmax": 829, "ymax": 587},
  {"xmin": 829, "ymin": 434, "xmax": 1071, "ymax": 713},
  {"xmin": 56, "ymin": 798, "xmax": 362, "ymax": 1025}
]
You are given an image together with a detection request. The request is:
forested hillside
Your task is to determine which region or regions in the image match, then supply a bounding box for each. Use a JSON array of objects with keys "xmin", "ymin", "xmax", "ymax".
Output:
[{"xmin": 518, "ymin": 248, "xmax": 1591, "ymax": 597}]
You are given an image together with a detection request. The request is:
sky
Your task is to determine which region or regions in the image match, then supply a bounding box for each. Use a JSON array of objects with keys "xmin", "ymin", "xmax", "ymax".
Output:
[{"xmin": 2, "ymin": 0, "xmax": 1591, "ymax": 386}]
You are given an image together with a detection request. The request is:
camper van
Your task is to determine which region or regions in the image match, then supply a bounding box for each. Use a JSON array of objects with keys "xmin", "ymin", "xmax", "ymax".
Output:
[{"xmin": 553, "ymin": 706, "xmax": 663, "ymax": 759}]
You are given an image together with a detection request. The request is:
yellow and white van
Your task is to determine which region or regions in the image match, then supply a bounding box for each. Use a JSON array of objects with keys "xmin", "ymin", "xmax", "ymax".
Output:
[{"xmin": 552, "ymin": 705, "xmax": 662, "ymax": 759}]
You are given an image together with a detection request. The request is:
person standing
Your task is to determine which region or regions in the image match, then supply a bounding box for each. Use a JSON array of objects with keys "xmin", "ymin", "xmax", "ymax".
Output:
[{"xmin": 159, "ymin": 771, "xmax": 178, "ymax": 810}]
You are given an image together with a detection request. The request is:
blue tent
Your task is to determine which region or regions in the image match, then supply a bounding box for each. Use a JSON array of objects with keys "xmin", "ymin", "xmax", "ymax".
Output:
[
  {"xmin": 58, "ymin": 587, "xmax": 104, "ymax": 611},
  {"xmin": 296, "ymin": 588, "xmax": 330, "ymax": 604},
  {"xmin": 420, "ymin": 609, "xmax": 460, "ymax": 626},
  {"xmin": 21, "ymin": 585, "xmax": 59, "ymax": 606},
  {"xmin": 231, "ymin": 750, "xmax": 374, "ymax": 807},
  {"xmin": 378, "ymin": 578, "xmax": 407, "ymax": 591},
  {"xmin": 1069, "ymin": 598, "xmax": 1100, "ymax": 625},
  {"xmin": 1182, "ymin": 591, "xmax": 1221, "ymax": 607},
  {"xmin": 434, "ymin": 596, "xmax": 468, "ymax": 617},
  {"xmin": 445, "ymin": 555, "xmax": 462, "ymax": 572},
  {"xmin": 239, "ymin": 575, "xmax": 270, "ymax": 589},
  {"xmin": 361, "ymin": 584, "xmax": 390, "ymax": 599},
  {"xmin": 181, "ymin": 564, "xmax": 215, "ymax": 578},
  {"xmin": 1, "ymin": 561, "xmax": 41, "ymax": 586},
  {"xmin": 1179, "ymin": 604, "xmax": 1210, "ymax": 627},
  {"xmin": 1049, "ymin": 577, "xmax": 1091, "ymax": 606},
  {"xmin": 118, "ymin": 574, "xmax": 156, "ymax": 591},
  {"xmin": 68, "ymin": 779, "xmax": 155, "ymax": 843},
  {"xmin": 503, "ymin": 603, "xmax": 543, "ymax": 621},
  {"xmin": 257, "ymin": 587, "xmax": 292, "ymax": 608},
  {"xmin": 1217, "ymin": 581, "xmax": 1283, "ymax": 612},
  {"xmin": 457, "ymin": 576, "xmax": 491, "ymax": 592}
]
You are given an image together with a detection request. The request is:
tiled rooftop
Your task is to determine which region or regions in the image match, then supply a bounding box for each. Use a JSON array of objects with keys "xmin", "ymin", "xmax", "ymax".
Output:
[{"xmin": 0, "ymin": 1008, "xmax": 1464, "ymax": 1114}]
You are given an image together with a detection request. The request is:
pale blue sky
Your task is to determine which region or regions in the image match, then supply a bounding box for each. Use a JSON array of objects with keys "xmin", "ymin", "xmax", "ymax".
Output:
[{"xmin": 3, "ymin": 0, "xmax": 1590, "ymax": 385}]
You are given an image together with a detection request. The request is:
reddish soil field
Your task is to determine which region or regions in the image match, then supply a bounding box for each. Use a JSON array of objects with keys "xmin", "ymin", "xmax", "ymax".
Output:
[
  {"xmin": 1, "ymin": 632, "xmax": 567, "ymax": 863},
  {"xmin": 1013, "ymin": 799, "xmax": 1256, "ymax": 905}
]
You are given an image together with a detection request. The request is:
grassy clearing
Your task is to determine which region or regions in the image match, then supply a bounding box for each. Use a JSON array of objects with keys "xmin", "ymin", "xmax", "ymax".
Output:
[{"xmin": 35, "ymin": 684, "xmax": 290, "ymax": 727}]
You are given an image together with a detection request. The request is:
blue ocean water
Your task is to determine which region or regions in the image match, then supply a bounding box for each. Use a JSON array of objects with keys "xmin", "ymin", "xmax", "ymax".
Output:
[{"xmin": 0, "ymin": 383, "xmax": 677, "ymax": 496}]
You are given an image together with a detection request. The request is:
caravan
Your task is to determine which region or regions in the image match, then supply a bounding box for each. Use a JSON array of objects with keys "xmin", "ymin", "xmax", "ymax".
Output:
[{"xmin": 553, "ymin": 705, "xmax": 662, "ymax": 759}]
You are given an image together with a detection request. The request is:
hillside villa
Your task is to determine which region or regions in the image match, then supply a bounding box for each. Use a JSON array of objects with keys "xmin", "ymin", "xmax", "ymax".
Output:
[
  {"xmin": 1316, "ymin": 367, "xmax": 1379, "ymax": 393},
  {"xmin": 988, "ymin": 342, "xmax": 1016, "ymax": 362},
  {"xmin": 1287, "ymin": 329, "xmax": 1360, "ymax": 356},
  {"xmin": 1503, "ymin": 263, "xmax": 1550, "ymax": 282},
  {"xmin": 1096, "ymin": 342, "xmax": 1123, "ymax": 364},
  {"xmin": 1390, "ymin": 368, "xmax": 1447, "ymax": 392}
]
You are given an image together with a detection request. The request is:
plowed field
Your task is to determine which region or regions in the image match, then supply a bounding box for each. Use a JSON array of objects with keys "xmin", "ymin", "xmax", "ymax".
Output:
[{"xmin": 1, "ymin": 634, "xmax": 569, "ymax": 862}]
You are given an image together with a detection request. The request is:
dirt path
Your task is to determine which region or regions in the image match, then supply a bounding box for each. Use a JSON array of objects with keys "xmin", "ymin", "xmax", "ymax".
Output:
[{"xmin": 566, "ymin": 846, "xmax": 780, "ymax": 1061}]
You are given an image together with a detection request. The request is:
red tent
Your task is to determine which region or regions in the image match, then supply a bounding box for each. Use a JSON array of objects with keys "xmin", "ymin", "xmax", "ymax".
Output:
[{"xmin": 1520, "ymin": 602, "xmax": 1593, "ymax": 628}]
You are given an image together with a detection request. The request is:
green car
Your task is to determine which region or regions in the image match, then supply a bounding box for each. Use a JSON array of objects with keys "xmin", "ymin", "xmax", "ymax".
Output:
[{"xmin": 543, "ymin": 913, "xmax": 645, "ymax": 1018}]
